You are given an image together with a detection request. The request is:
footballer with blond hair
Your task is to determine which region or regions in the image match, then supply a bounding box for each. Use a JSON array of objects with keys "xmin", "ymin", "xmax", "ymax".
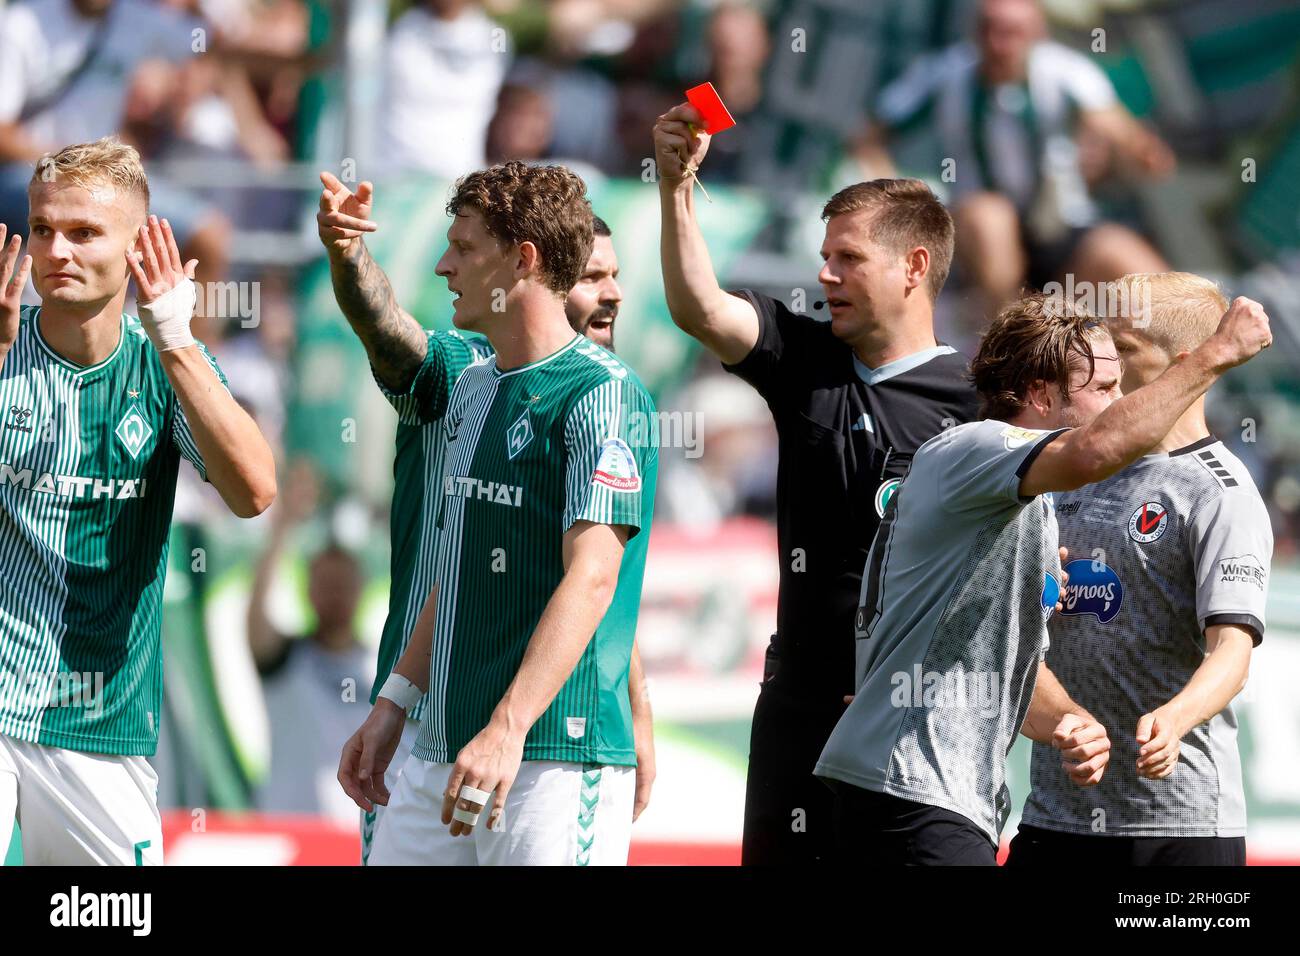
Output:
[
  {"xmin": 1010, "ymin": 273, "xmax": 1272, "ymax": 866},
  {"xmin": 0, "ymin": 138, "xmax": 276, "ymax": 865}
]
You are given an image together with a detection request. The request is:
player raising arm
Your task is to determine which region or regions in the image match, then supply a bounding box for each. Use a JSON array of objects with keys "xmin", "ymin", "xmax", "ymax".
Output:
[
  {"xmin": 1010, "ymin": 273, "xmax": 1272, "ymax": 867},
  {"xmin": 0, "ymin": 139, "xmax": 273, "ymax": 865},
  {"xmin": 655, "ymin": 102, "xmax": 980, "ymax": 865},
  {"xmin": 335, "ymin": 162, "xmax": 657, "ymax": 866},
  {"xmin": 816, "ymin": 291, "xmax": 1268, "ymax": 865}
]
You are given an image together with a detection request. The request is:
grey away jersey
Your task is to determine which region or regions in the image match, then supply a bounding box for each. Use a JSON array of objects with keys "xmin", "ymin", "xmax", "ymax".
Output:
[
  {"xmin": 1022, "ymin": 437, "xmax": 1271, "ymax": 837},
  {"xmin": 816, "ymin": 419, "xmax": 1064, "ymax": 843}
]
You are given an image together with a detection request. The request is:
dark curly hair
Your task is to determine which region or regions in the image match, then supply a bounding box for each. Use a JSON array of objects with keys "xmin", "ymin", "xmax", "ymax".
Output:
[
  {"xmin": 446, "ymin": 161, "xmax": 593, "ymax": 295},
  {"xmin": 969, "ymin": 291, "xmax": 1110, "ymax": 421}
]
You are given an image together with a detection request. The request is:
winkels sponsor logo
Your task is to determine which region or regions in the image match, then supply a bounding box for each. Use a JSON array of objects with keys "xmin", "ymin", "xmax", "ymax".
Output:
[
  {"xmin": 1219, "ymin": 554, "xmax": 1266, "ymax": 591},
  {"xmin": 1128, "ymin": 501, "xmax": 1169, "ymax": 543},
  {"xmin": 1059, "ymin": 559, "xmax": 1124, "ymax": 623},
  {"xmin": 50, "ymin": 886, "xmax": 151, "ymax": 936}
]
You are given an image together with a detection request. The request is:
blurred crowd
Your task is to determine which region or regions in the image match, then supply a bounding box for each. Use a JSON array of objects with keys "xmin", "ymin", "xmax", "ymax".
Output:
[{"xmin": 2, "ymin": 0, "xmax": 1298, "ymax": 819}]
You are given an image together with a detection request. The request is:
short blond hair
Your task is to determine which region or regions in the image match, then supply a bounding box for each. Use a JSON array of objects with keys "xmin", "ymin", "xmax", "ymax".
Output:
[
  {"xmin": 30, "ymin": 138, "xmax": 150, "ymax": 213},
  {"xmin": 1106, "ymin": 272, "xmax": 1228, "ymax": 357}
]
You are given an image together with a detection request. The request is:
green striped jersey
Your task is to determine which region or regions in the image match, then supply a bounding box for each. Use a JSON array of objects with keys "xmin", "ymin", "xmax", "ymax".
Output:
[
  {"xmin": 368, "ymin": 330, "xmax": 493, "ymax": 720},
  {"xmin": 409, "ymin": 333, "xmax": 658, "ymax": 766},
  {"xmin": 0, "ymin": 305, "xmax": 228, "ymax": 756}
]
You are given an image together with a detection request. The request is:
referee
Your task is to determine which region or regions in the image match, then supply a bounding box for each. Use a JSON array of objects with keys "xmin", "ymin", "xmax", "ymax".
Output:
[{"xmin": 654, "ymin": 105, "xmax": 981, "ymax": 864}]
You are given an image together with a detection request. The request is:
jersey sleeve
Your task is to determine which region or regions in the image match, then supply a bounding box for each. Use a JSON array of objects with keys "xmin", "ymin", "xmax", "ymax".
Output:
[
  {"xmin": 1188, "ymin": 489, "xmax": 1272, "ymax": 645},
  {"xmin": 1055, "ymin": 44, "xmax": 1118, "ymax": 112},
  {"xmin": 172, "ymin": 339, "xmax": 230, "ymax": 482},
  {"xmin": 936, "ymin": 421, "xmax": 1067, "ymax": 511},
  {"xmin": 562, "ymin": 376, "xmax": 657, "ymax": 539},
  {"xmin": 372, "ymin": 330, "xmax": 488, "ymax": 425},
  {"xmin": 720, "ymin": 289, "xmax": 831, "ymax": 409}
]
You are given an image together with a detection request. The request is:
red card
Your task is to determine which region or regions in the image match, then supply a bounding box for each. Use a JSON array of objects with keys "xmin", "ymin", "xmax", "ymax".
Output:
[{"xmin": 685, "ymin": 82, "xmax": 736, "ymax": 135}]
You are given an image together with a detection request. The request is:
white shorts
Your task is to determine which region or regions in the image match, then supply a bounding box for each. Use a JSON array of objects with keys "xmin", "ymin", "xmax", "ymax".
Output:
[
  {"xmin": 369, "ymin": 754, "xmax": 634, "ymax": 866},
  {"xmin": 360, "ymin": 716, "xmax": 421, "ymax": 865},
  {"xmin": 0, "ymin": 733, "xmax": 163, "ymax": 865}
]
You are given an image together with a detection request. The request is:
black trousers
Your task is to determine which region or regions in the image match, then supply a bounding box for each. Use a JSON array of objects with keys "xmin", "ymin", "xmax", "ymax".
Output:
[
  {"xmin": 1006, "ymin": 824, "xmax": 1247, "ymax": 866},
  {"xmin": 829, "ymin": 782, "xmax": 998, "ymax": 866},
  {"xmin": 740, "ymin": 675, "xmax": 847, "ymax": 865}
]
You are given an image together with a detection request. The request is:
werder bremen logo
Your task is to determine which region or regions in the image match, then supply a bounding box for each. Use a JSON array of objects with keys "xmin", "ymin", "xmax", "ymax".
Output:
[
  {"xmin": 507, "ymin": 409, "xmax": 534, "ymax": 460},
  {"xmin": 114, "ymin": 405, "xmax": 154, "ymax": 460}
]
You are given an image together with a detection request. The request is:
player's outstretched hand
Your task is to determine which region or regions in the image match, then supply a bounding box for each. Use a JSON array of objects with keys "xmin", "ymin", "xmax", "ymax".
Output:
[
  {"xmin": 337, "ymin": 698, "xmax": 406, "ymax": 812},
  {"xmin": 653, "ymin": 103, "xmax": 712, "ymax": 185},
  {"xmin": 126, "ymin": 216, "xmax": 196, "ymax": 304},
  {"xmin": 1135, "ymin": 706, "xmax": 1183, "ymax": 779},
  {"xmin": 1052, "ymin": 712, "xmax": 1110, "ymax": 787},
  {"xmin": 0, "ymin": 224, "xmax": 32, "ymax": 353},
  {"xmin": 1203, "ymin": 296, "xmax": 1271, "ymax": 371},
  {"xmin": 317, "ymin": 171, "xmax": 377, "ymax": 256},
  {"xmin": 442, "ymin": 720, "xmax": 525, "ymax": 838}
]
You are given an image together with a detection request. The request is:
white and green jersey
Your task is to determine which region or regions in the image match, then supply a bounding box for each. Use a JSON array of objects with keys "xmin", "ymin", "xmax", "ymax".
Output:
[
  {"xmin": 368, "ymin": 329, "xmax": 493, "ymax": 721},
  {"xmin": 402, "ymin": 333, "xmax": 658, "ymax": 767},
  {"xmin": 0, "ymin": 305, "xmax": 228, "ymax": 756}
]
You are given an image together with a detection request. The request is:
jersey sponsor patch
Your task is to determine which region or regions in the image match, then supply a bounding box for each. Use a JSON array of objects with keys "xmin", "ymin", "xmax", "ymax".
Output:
[
  {"xmin": 592, "ymin": 437, "xmax": 641, "ymax": 492},
  {"xmin": 1128, "ymin": 501, "xmax": 1169, "ymax": 543},
  {"xmin": 1041, "ymin": 571, "xmax": 1060, "ymax": 619},
  {"xmin": 1059, "ymin": 558, "xmax": 1123, "ymax": 623},
  {"xmin": 1219, "ymin": 554, "xmax": 1266, "ymax": 591},
  {"xmin": 1002, "ymin": 425, "xmax": 1044, "ymax": 450},
  {"xmin": 874, "ymin": 477, "xmax": 901, "ymax": 517}
]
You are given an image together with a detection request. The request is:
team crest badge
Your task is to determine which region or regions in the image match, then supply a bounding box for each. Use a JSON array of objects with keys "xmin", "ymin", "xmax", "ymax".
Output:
[
  {"xmin": 114, "ymin": 405, "xmax": 153, "ymax": 460},
  {"xmin": 506, "ymin": 409, "xmax": 534, "ymax": 459},
  {"xmin": 1128, "ymin": 501, "xmax": 1169, "ymax": 543}
]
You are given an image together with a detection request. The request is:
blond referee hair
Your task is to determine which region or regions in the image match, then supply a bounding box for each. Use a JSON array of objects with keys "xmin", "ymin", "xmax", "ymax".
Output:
[
  {"xmin": 29, "ymin": 137, "xmax": 150, "ymax": 216},
  {"xmin": 1106, "ymin": 272, "xmax": 1229, "ymax": 357}
]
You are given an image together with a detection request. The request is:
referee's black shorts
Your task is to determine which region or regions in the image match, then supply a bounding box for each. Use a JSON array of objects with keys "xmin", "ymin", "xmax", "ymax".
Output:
[
  {"xmin": 741, "ymin": 669, "xmax": 846, "ymax": 865},
  {"xmin": 829, "ymin": 781, "xmax": 998, "ymax": 866},
  {"xmin": 1006, "ymin": 824, "xmax": 1247, "ymax": 866}
]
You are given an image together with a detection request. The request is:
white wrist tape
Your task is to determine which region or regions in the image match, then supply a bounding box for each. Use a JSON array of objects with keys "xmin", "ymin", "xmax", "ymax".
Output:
[
  {"xmin": 136, "ymin": 277, "xmax": 197, "ymax": 352},
  {"xmin": 378, "ymin": 673, "xmax": 422, "ymax": 711}
]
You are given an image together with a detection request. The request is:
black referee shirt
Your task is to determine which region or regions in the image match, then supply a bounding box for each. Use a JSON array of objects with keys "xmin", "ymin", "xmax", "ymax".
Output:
[{"xmin": 723, "ymin": 290, "xmax": 981, "ymax": 699}]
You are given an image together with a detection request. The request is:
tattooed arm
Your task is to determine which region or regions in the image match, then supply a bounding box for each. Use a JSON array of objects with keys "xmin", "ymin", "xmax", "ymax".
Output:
[{"xmin": 318, "ymin": 172, "xmax": 428, "ymax": 392}]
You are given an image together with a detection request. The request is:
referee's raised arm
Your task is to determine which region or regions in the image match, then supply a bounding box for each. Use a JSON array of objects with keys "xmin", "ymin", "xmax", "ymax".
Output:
[{"xmin": 653, "ymin": 103, "xmax": 759, "ymax": 366}]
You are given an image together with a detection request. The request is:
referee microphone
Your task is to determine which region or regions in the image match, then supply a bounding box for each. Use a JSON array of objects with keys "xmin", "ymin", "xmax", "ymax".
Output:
[{"xmin": 813, "ymin": 300, "xmax": 826, "ymax": 310}]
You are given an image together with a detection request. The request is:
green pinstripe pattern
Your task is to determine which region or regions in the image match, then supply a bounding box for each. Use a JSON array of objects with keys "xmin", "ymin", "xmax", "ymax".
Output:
[
  {"xmin": 411, "ymin": 335, "xmax": 658, "ymax": 767},
  {"xmin": 0, "ymin": 307, "xmax": 227, "ymax": 756},
  {"xmin": 369, "ymin": 331, "xmax": 493, "ymax": 721}
]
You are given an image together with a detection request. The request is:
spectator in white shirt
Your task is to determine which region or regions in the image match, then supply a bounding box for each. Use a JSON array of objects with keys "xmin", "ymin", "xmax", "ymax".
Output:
[{"xmin": 378, "ymin": 0, "xmax": 511, "ymax": 180}]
